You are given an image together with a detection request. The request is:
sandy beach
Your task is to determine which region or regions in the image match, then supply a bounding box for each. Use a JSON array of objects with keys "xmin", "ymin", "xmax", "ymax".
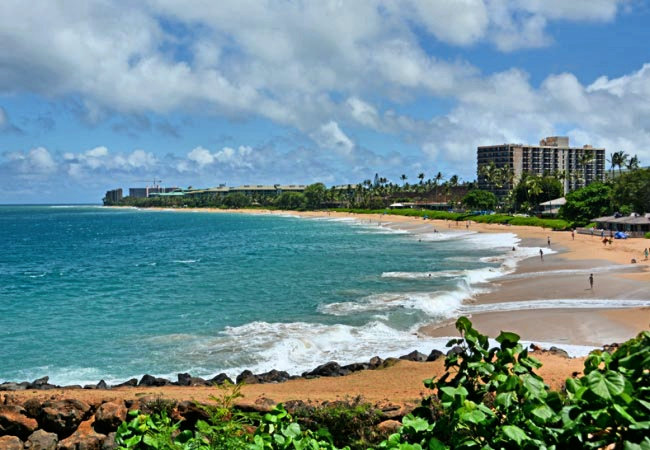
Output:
[
  {"xmin": 147, "ymin": 206, "xmax": 650, "ymax": 344},
  {"xmin": 35, "ymin": 205, "xmax": 644, "ymax": 410}
]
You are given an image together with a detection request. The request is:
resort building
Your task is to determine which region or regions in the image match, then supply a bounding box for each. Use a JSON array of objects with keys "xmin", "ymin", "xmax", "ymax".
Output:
[
  {"xmin": 104, "ymin": 188, "xmax": 123, "ymax": 204},
  {"xmin": 593, "ymin": 213, "xmax": 650, "ymax": 238},
  {"xmin": 477, "ymin": 136, "xmax": 606, "ymax": 197},
  {"xmin": 128, "ymin": 186, "xmax": 179, "ymax": 198}
]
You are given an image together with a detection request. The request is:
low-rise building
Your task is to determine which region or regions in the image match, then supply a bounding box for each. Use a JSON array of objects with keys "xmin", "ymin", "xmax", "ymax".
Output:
[{"xmin": 593, "ymin": 213, "xmax": 650, "ymax": 238}]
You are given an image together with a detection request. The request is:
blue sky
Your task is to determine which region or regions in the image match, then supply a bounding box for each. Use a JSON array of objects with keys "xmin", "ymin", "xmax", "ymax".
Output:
[{"xmin": 1, "ymin": 0, "xmax": 649, "ymax": 203}]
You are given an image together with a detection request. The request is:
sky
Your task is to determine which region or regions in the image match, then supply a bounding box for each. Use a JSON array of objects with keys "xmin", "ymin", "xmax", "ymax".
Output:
[{"xmin": 1, "ymin": 0, "xmax": 649, "ymax": 203}]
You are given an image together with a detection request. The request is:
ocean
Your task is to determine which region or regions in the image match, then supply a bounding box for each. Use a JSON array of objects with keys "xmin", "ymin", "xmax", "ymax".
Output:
[{"xmin": 0, "ymin": 205, "xmax": 590, "ymax": 386}]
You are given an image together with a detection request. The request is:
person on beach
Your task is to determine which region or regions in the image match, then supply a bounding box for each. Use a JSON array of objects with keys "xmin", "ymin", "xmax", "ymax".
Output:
[
  {"xmin": 589, "ymin": 273, "xmax": 593, "ymax": 289},
  {"xmin": 571, "ymin": 230, "xmax": 575, "ymax": 240},
  {"xmin": 539, "ymin": 249, "xmax": 544, "ymax": 261},
  {"xmin": 547, "ymin": 236, "xmax": 551, "ymax": 247},
  {"xmin": 644, "ymin": 248, "xmax": 649, "ymax": 260}
]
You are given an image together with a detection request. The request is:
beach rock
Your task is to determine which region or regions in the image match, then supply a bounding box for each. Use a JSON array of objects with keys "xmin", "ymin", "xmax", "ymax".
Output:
[
  {"xmin": 368, "ymin": 356, "xmax": 383, "ymax": 369},
  {"xmin": 0, "ymin": 435, "xmax": 23, "ymax": 450},
  {"xmin": 342, "ymin": 362, "xmax": 369, "ymax": 373},
  {"xmin": 39, "ymin": 399, "xmax": 91, "ymax": 438},
  {"xmin": 236, "ymin": 370, "xmax": 260, "ymax": 385},
  {"xmin": 93, "ymin": 402, "xmax": 126, "ymax": 435},
  {"xmin": 427, "ymin": 350, "xmax": 444, "ymax": 362},
  {"xmin": 57, "ymin": 418, "xmax": 105, "ymax": 450},
  {"xmin": 378, "ymin": 358, "xmax": 400, "ymax": 369},
  {"xmin": 112, "ymin": 378, "xmax": 137, "ymax": 388},
  {"xmin": 447, "ymin": 346, "xmax": 464, "ymax": 356},
  {"xmin": 0, "ymin": 405, "xmax": 39, "ymax": 440},
  {"xmin": 399, "ymin": 350, "xmax": 428, "ymax": 362},
  {"xmin": 255, "ymin": 369, "xmax": 291, "ymax": 384},
  {"xmin": 102, "ymin": 432, "xmax": 116, "ymax": 450},
  {"xmin": 96, "ymin": 380, "xmax": 109, "ymax": 390},
  {"xmin": 0, "ymin": 382, "xmax": 30, "ymax": 392},
  {"xmin": 138, "ymin": 374, "xmax": 171, "ymax": 387},
  {"xmin": 176, "ymin": 401, "xmax": 210, "ymax": 429},
  {"xmin": 377, "ymin": 419, "xmax": 402, "ymax": 434},
  {"xmin": 83, "ymin": 385, "xmax": 97, "ymax": 390},
  {"xmin": 209, "ymin": 373, "xmax": 233, "ymax": 386},
  {"xmin": 177, "ymin": 374, "xmax": 209, "ymax": 387},
  {"xmin": 549, "ymin": 347, "xmax": 570, "ymax": 359},
  {"xmin": 303, "ymin": 362, "xmax": 350, "ymax": 378},
  {"xmin": 23, "ymin": 398, "xmax": 42, "ymax": 418},
  {"xmin": 62, "ymin": 386, "xmax": 82, "ymax": 390},
  {"xmin": 255, "ymin": 397, "xmax": 277, "ymax": 411},
  {"xmin": 31, "ymin": 376, "xmax": 49, "ymax": 388},
  {"xmin": 376, "ymin": 402, "xmax": 406, "ymax": 419},
  {"xmin": 25, "ymin": 429, "xmax": 58, "ymax": 449}
]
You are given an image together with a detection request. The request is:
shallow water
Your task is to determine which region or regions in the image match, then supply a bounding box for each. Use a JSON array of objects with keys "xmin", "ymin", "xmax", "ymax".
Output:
[{"xmin": 0, "ymin": 205, "xmax": 588, "ymax": 385}]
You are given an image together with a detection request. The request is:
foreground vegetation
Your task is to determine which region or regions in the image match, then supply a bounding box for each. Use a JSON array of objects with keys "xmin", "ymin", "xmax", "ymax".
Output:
[{"xmin": 115, "ymin": 317, "xmax": 650, "ymax": 449}]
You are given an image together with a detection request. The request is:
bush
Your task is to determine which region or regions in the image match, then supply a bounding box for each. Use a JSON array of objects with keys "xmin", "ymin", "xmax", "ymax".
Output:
[
  {"xmin": 645, "ymin": 232, "xmax": 650, "ymax": 239},
  {"xmin": 293, "ymin": 397, "xmax": 385, "ymax": 449},
  {"xmin": 276, "ymin": 192, "xmax": 307, "ymax": 210},
  {"xmin": 378, "ymin": 317, "xmax": 650, "ymax": 449},
  {"xmin": 462, "ymin": 190, "xmax": 497, "ymax": 211}
]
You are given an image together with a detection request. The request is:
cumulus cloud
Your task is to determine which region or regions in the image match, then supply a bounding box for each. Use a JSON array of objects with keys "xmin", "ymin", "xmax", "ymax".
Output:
[
  {"xmin": 185, "ymin": 145, "xmax": 255, "ymax": 170},
  {"xmin": 310, "ymin": 121, "xmax": 355, "ymax": 155},
  {"xmin": 0, "ymin": 0, "xmax": 630, "ymax": 128}
]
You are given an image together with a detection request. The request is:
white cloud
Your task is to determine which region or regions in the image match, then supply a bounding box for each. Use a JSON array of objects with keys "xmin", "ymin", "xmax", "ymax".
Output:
[
  {"xmin": 347, "ymin": 97, "xmax": 380, "ymax": 129},
  {"xmin": 186, "ymin": 145, "xmax": 255, "ymax": 170},
  {"xmin": 0, "ymin": 0, "xmax": 630, "ymax": 130},
  {"xmin": 310, "ymin": 121, "xmax": 355, "ymax": 155}
]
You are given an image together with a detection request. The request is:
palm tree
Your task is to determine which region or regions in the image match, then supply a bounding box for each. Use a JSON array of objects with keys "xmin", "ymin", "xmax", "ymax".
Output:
[
  {"xmin": 626, "ymin": 155, "xmax": 640, "ymax": 171},
  {"xmin": 400, "ymin": 174, "xmax": 407, "ymax": 187},
  {"xmin": 417, "ymin": 172, "xmax": 425, "ymax": 185},
  {"xmin": 618, "ymin": 151, "xmax": 629, "ymax": 174},
  {"xmin": 578, "ymin": 150, "xmax": 595, "ymax": 185}
]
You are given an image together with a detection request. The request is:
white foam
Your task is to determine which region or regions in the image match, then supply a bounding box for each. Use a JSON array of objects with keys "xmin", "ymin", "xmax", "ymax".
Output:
[
  {"xmin": 382, "ymin": 267, "xmax": 503, "ymax": 284},
  {"xmin": 319, "ymin": 281, "xmax": 485, "ymax": 319},
  {"xmin": 173, "ymin": 259, "xmax": 200, "ymax": 264},
  {"xmin": 461, "ymin": 299, "xmax": 650, "ymax": 314}
]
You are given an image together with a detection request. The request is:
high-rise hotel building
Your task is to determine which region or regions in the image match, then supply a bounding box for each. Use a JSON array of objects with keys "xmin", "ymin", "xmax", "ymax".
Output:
[{"xmin": 477, "ymin": 136, "xmax": 606, "ymax": 197}]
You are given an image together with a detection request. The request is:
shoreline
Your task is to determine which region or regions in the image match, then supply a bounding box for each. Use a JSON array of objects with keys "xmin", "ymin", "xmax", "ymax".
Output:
[
  {"xmin": 4, "ymin": 205, "xmax": 648, "ymax": 408},
  {"xmin": 123, "ymin": 206, "xmax": 650, "ymax": 348}
]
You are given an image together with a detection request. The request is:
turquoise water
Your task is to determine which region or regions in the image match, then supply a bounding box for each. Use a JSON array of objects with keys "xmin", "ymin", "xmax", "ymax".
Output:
[{"xmin": 1, "ymin": 205, "xmax": 516, "ymax": 385}]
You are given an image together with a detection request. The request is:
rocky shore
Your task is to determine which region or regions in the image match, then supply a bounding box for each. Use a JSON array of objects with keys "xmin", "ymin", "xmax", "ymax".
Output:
[{"xmin": 0, "ymin": 343, "xmax": 586, "ymax": 449}]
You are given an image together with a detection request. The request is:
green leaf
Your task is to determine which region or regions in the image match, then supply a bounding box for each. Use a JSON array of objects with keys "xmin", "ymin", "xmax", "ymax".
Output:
[
  {"xmin": 282, "ymin": 422, "xmax": 302, "ymax": 439},
  {"xmin": 501, "ymin": 425, "xmax": 529, "ymax": 445},
  {"xmin": 586, "ymin": 370, "xmax": 625, "ymax": 401},
  {"xmin": 523, "ymin": 375, "xmax": 547, "ymax": 399},
  {"xmin": 427, "ymin": 437, "xmax": 448, "ymax": 450},
  {"xmin": 455, "ymin": 316, "xmax": 472, "ymax": 334},
  {"xmin": 613, "ymin": 404, "xmax": 637, "ymax": 424},
  {"xmin": 530, "ymin": 404, "xmax": 555, "ymax": 423},
  {"xmin": 496, "ymin": 331, "xmax": 520, "ymax": 346},
  {"xmin": 460, "ymin": 408, "xmax": 486, "ymax": 424},
  {"xmin": 495, "ymin": 392, "xmax": 517, "ymax": 409},
  {"xmin": 403, "ymin": 415, "xmax": 432, "ymax": 432}
]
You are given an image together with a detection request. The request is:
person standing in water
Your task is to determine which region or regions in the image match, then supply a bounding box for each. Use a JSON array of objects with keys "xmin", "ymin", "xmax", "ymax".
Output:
[
  {"xmin": 539, "ymin": 249, "xmax": 544, "ymax": 261},
  {"xmin": 589, "ymin": 273, "xmax": 594, "ymax": 289}
]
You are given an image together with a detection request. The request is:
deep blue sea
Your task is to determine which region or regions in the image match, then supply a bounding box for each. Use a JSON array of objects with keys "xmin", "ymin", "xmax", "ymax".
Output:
[{"xmin": 0, "ymin": 205, "xmax": 552, "ymax": 385}]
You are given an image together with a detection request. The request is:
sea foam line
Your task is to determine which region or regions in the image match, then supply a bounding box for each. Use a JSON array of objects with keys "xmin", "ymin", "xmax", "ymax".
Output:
[{"xmin": 461, "ymin": 299, "xmax": 650, "ymax": 314}]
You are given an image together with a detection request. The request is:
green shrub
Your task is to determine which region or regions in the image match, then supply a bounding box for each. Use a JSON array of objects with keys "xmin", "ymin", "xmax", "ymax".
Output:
[
  {"xmin": 645, "ymin": 232, "xmax": 650, "ymax": 239},
  {"xmin": 378, "ymin": 317, "xmax": 650, "ymax": 449},
  {"xmin": 293, "ymin": 397, "xmax": 385, "ymax": 449}
]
